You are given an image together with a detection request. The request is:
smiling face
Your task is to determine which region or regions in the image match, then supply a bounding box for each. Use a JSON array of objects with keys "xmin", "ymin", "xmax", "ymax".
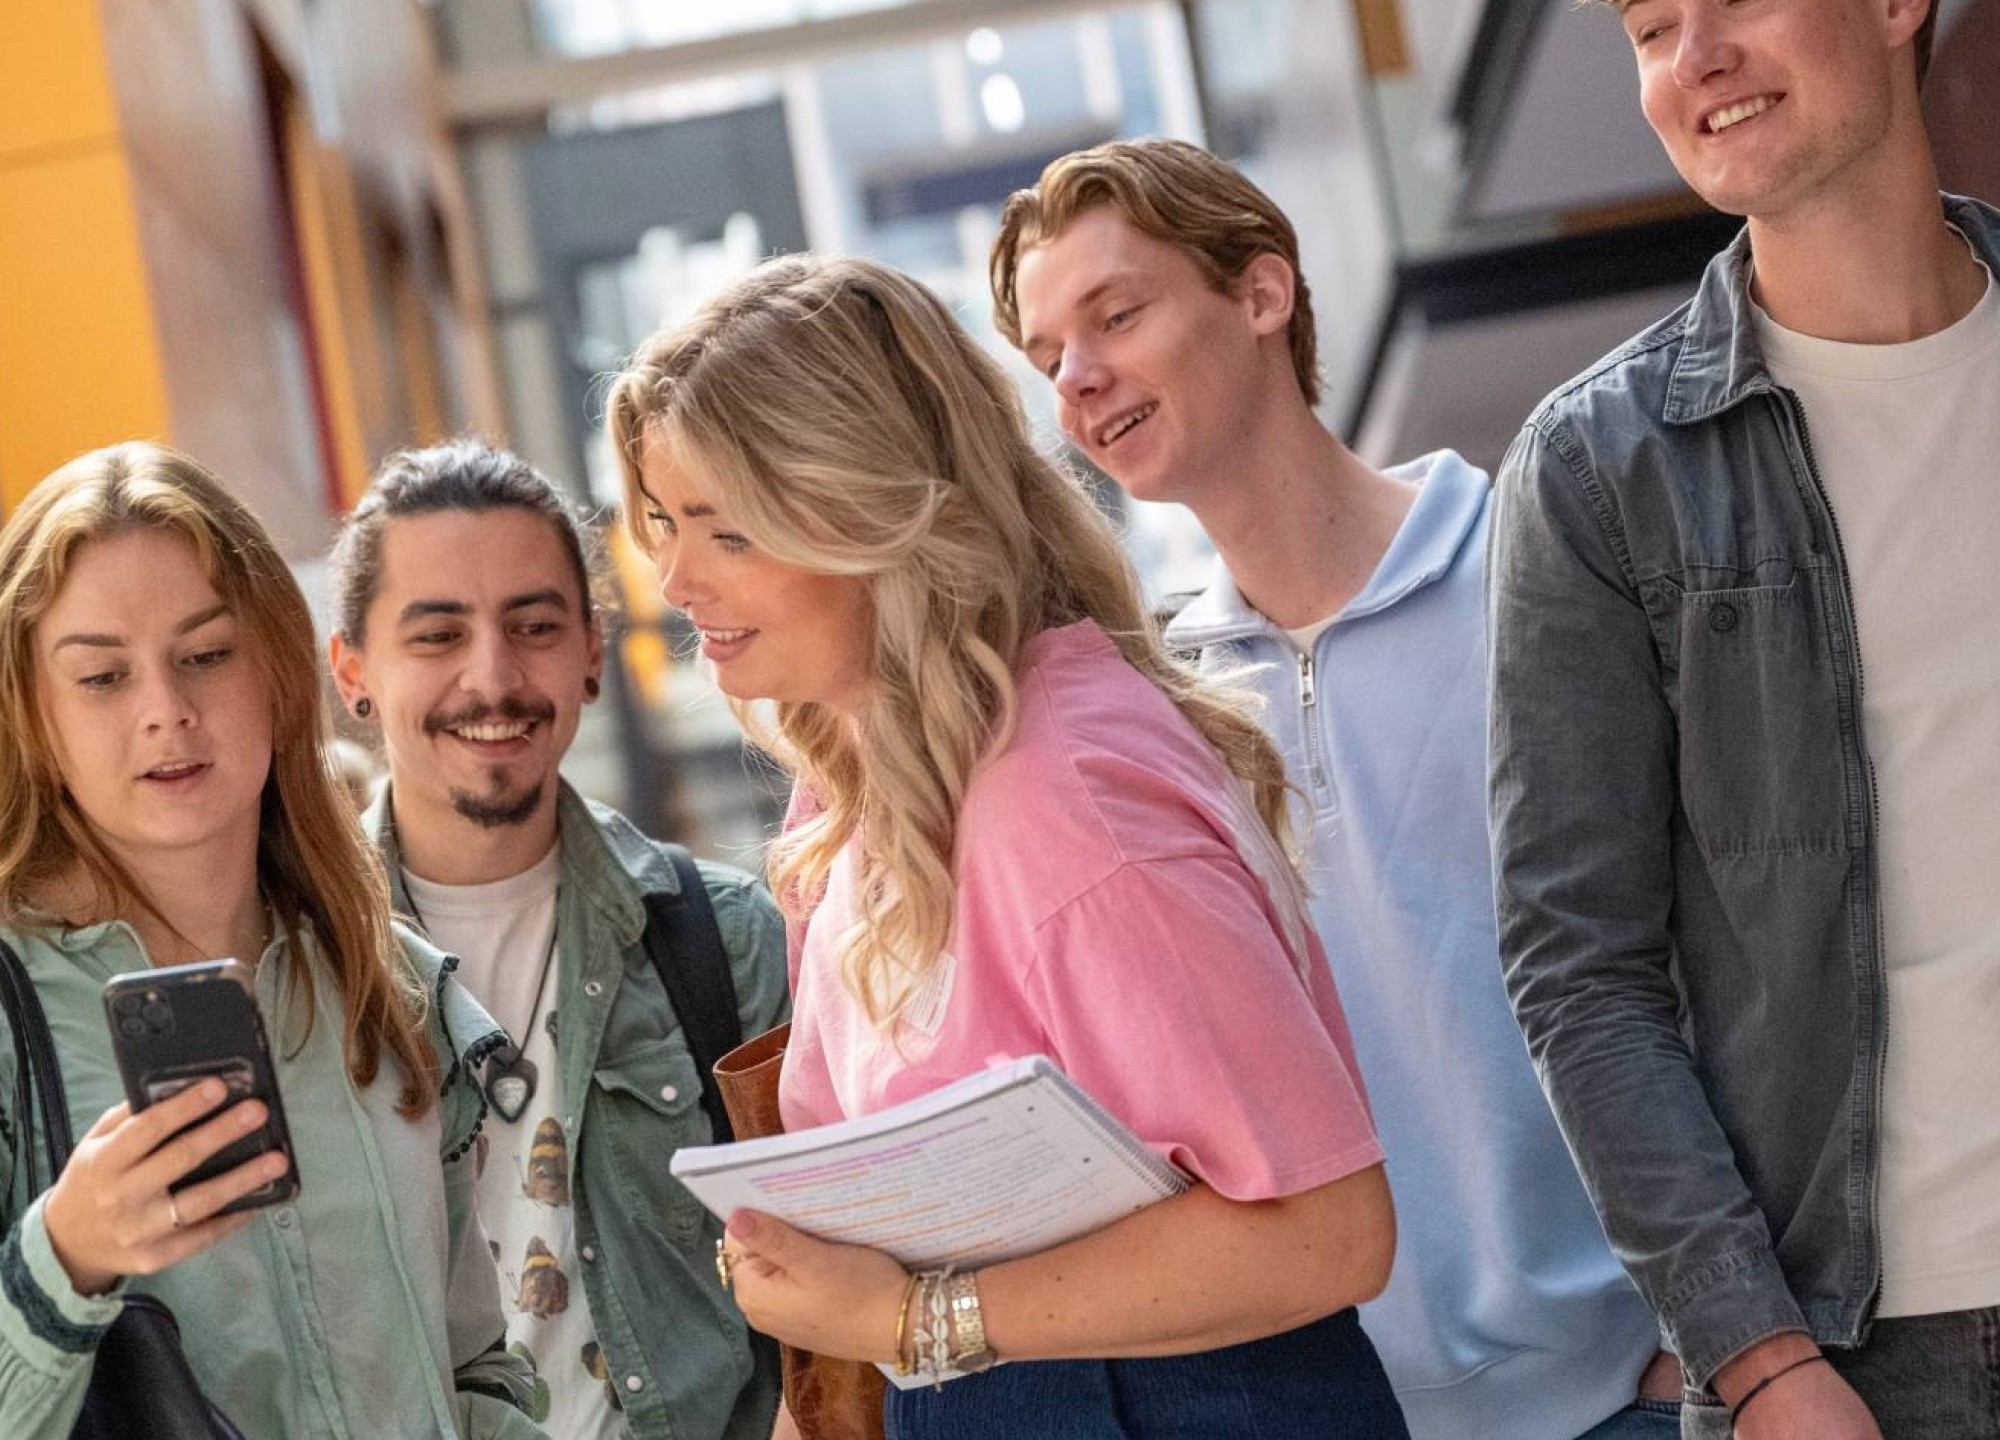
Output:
[
  {"xmin": 1012, "ymin": 206, "xmax": 1295, "ymax": 509},
  {"xmin": 1623, "ymin": 0, "xmax": 1924, "ymax": 221},
  {"xmin": 332, "ymin": 508, "xmax": 602, "ymax": 841},
  {"xmin": 636, "ymin": 441, "xmax": 874, "ymax": 715},
  {"xmin": 35, "ymin": 529, "xmax": 273, "ymax": 882}
]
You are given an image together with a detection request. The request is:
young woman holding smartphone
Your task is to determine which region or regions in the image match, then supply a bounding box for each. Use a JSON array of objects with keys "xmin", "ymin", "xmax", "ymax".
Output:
[
  {"xmin": 0, "ymin": 443, "xmax": 545, "ymax": 1438},
  {"xmin": 607, "ymin": 256, "xmax": 1407, "ymax": 1440}
]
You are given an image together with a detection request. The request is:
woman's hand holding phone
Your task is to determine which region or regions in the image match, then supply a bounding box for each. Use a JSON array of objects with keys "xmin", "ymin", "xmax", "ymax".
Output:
[{"xmin": 41, "ymin": 1079, "xmax": 291, "ymax": 1297}]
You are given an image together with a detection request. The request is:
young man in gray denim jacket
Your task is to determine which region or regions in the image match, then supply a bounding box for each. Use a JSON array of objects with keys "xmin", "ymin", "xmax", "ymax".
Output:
[
  {"xmin": 327, "ymin": 441, "xmax": 788, "ymax": 1440},
  {"xmin": 1489, "ymin": 0, "xmax": 2000, "ymax": 1430}
]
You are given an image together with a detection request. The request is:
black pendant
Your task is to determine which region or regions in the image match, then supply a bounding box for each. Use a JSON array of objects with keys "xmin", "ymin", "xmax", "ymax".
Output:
[{"xmin": 484, "ymin": 1042, "xmax": 539, "ymax": 1124}]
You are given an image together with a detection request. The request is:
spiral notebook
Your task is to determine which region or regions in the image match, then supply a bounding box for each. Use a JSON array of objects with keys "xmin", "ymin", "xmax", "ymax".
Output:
[{"xmin": 670, "ymin": 1054, "xmax": 1188, "ymax": 1275}]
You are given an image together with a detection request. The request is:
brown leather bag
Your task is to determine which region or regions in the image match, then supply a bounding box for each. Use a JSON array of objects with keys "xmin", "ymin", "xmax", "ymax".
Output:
[
  {"xmin": 712, "ymin": 1022, "xmax": 791, "ymax": 1142},
  {"xmin": 712, "ymin": 1024, "xmax": 888, "ymax": 1440}
]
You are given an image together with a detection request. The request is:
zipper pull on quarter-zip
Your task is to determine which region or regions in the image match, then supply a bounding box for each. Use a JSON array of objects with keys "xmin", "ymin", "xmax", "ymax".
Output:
[{"xmin": 1297, "ymin": 649, "xmax": 1329, "ymax": 792}]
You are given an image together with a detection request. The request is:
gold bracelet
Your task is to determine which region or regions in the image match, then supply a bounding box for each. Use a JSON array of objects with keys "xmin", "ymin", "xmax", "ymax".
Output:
[{"xmin": 891, "ymin": 1272, "xmax": 921, "ymax": 1375}]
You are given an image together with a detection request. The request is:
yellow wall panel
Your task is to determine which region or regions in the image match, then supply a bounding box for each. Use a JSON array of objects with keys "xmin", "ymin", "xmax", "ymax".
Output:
[
  {"xmin": 287, "ymin": 121, "xmax": 374, "ymax": 510},
  {"xmin": 0, "ymin": 148, "xmax": 169, "ymax": 507},
  {"xmin": 0, "ymin": 0, "xmax": 120, "ymax": 161}
]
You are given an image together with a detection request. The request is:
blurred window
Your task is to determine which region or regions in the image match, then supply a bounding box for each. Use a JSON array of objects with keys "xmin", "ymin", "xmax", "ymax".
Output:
[
  {"xmin": 531, "ymin": 0, "xmax": 912, "ymax": 57},
  {"xmin": 495, "ymin": 3, "xmax": 1239, "ymax": 840}
]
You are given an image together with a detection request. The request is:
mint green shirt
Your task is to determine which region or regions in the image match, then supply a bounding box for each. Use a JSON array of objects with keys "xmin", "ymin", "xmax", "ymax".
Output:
[{"xmin": 0, "ymin": 917, "xmax": 549, "ymax": 1440}]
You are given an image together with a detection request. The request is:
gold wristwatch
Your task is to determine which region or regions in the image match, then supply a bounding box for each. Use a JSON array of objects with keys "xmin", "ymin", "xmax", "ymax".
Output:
[{"xmin": 945, "ymin": 1271, "xmax": 998, "ymax": 1373}]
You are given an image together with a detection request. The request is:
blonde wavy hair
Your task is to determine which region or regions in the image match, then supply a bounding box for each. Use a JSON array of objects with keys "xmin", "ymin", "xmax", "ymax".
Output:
[
  {"xmin": 0, "ymin": 443, "xmax": 438, "ymax": 1116},
  {"xmin": 608, "ymin": 256, "xmax": 1298, "ymax": 1025}
]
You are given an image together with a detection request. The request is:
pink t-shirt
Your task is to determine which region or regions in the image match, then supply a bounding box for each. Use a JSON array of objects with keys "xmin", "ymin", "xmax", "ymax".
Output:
[{"xmin": 778, "ymin": 621, "xmax": 1381, "ymax": 1201}]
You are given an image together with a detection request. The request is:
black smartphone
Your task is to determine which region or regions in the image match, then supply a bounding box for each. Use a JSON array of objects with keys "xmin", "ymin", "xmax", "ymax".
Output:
[{"xmin": 102, "ymin": 959, "xmax": 299, "ymax": 1214}]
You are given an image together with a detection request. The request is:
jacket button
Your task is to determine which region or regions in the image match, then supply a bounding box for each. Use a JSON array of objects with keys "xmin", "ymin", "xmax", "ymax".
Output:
[
  {"xmin": 581, "ymin": 1245, "xmax": 597, "ymax": 1262},
  {"xmin": 583, "ymin": 980, "xmax": 604, "ymax": 998},
  {"xmin": 659, "ymin": 1085, "xmax": 678, "ymax": 1103},
  {"xmin": 625, "ymin": 1375, "xmax": 644, "ymax": 1393},
  {"xmin": 1708, "ymin": 601, "xmax": 1739, "ymax": 632}
]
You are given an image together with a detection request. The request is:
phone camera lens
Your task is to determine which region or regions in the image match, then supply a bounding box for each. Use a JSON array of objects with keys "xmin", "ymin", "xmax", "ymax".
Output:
[
  {"xmin": 118, "ymin": 1015, "xmax": 147, "ymax": 1038},
  {"xmin": 141, "ymin": 999, "xmax": 171, "ymax": 1027},
  {"xmin": 113, "ymin": 994, "xmax": 143, "ymax": 1016}
]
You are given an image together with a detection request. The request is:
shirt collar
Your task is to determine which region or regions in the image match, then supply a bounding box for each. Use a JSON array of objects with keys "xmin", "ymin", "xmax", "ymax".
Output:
[{"xmin": 1165, "ymin": 449, "xmax": 1490, "ymax": 649}]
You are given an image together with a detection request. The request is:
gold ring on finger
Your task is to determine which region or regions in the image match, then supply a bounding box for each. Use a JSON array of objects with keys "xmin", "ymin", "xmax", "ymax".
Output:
[{"xmin": 715, "ymin": 1238, "xmax": 736, "ymax": 1291}]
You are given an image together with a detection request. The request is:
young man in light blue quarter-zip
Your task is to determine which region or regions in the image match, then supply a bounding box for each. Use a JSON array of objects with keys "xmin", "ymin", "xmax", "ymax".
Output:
[{"xmin": 990, "ymin": 138, "xmax": 1678, "ymax": 1440}]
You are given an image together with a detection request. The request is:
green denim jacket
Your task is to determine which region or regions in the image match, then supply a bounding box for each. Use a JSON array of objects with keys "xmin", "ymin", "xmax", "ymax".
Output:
[
  {"xmin": 0, "ymin": 916, "xmax": 547, "ymax": 1439},
  {"xmin": 369, "ymin": 781, "xmax": 789, "ymax": 1440}
]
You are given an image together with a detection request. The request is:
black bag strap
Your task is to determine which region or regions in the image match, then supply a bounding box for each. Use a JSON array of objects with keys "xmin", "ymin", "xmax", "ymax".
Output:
[
  {"xmin": 639, "ymin": 861, "xmax": 785, "ymax": 1386},
  {"xmin": 1, "ymin": 944, "xmax": 39, "ymax": 1195},
  {"xmin": 0, "ymin": 939, "xmax": 74, "ymax": 1195},
  {"xmin": 639, "ymin": 847, "xmax": 744, "ymax": 1145}
]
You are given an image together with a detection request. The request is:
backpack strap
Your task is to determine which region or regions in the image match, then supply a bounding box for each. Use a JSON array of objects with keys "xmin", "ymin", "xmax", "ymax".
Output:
[
  {"xmin": 0, "ymin": 939, "xmax": 74, "ymax": 1195},
  {"xmin": 637, "ymin": 860, "xmax": 785, "ymax": 1382},
  {"xmin": 639, "ymin": 848, "xmax": 744, "ymax": 1145}
]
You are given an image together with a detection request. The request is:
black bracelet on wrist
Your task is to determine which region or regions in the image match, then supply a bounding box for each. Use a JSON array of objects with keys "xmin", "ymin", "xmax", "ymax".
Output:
[{"xmin": 1727, "ymin": 1353, "xmax": 1828, "ymax": 1426}]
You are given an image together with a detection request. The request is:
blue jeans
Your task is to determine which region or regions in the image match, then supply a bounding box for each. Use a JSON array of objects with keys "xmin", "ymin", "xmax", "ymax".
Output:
[
  {"xmin": 1576, "ymin": 1398, "xmax": 1681, "ymax": 1440},
  {"xmin": 1680, "ymin": 1306, "xmax": 2000, "ymax": 1439},
  {"xmin": 1824, "ymin": 1307, "xmax": 2000, "ymax": 1439},
  {"xmin": 883, "ymin": 1306, "xmax": 1409, "ymax": 1439}
]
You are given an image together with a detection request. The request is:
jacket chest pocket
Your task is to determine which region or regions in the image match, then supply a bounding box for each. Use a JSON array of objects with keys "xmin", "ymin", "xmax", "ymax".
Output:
[
  {"xmin": 1650, "ymin": 566, "xmax": 1851, "ymax": 857},
  {"xmin": 591, "ymin": 1035, "xmax": 712, "ymax": 1244}
]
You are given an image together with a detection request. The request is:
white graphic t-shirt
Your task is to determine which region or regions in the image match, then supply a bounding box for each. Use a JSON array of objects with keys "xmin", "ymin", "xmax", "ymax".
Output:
[{"xmin": 406, "ymin": 850, "xmax": 629, "ymax": 1439}]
